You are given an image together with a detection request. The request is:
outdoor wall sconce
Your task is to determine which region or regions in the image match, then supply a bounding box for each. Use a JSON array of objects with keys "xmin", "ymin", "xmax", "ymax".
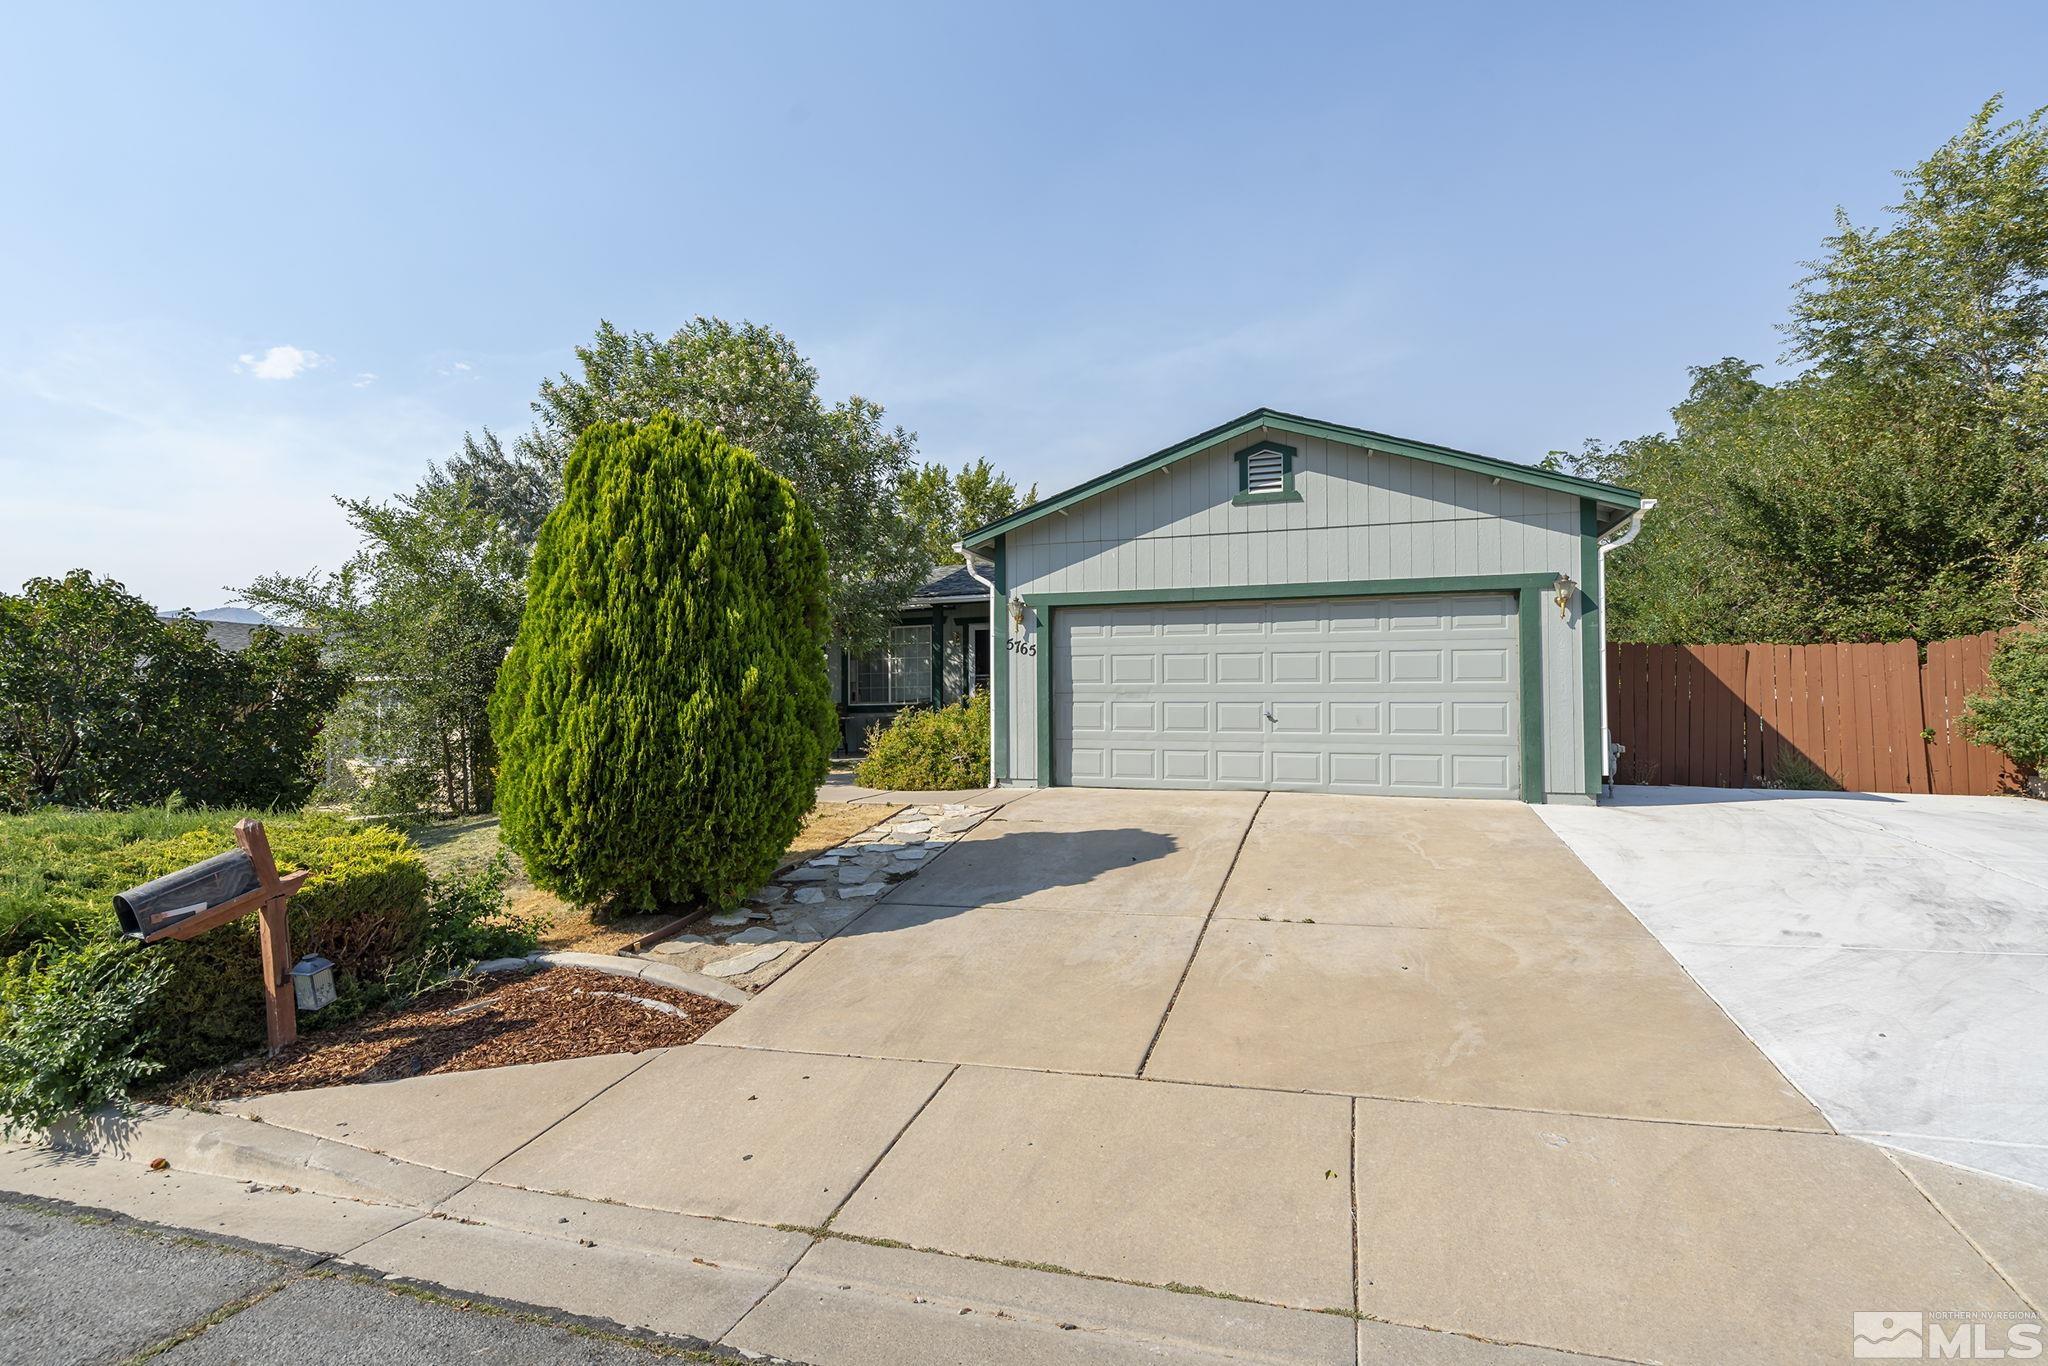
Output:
[
  {"xmin": 1553, "ymin": 573, "xmax": 1578, "ymax": 619},
  {"xmin": 1009, "ymin": 593, "xmax": 1029, "ymax": 630}
]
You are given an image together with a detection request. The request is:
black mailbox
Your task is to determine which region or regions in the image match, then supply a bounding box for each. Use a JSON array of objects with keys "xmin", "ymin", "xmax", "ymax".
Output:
[{"xmin": 114, "ymin": 850, "xmax": 262, "ymax": 941}]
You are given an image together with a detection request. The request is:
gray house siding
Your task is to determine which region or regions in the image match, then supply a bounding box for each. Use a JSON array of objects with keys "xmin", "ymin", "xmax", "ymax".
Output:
[{"xmin": 992, "ymin": 425, "xmax": 1602, "ymax": 802}]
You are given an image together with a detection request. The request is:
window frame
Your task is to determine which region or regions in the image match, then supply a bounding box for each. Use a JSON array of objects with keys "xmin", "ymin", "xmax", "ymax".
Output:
[
  {"xmin": 1232, "ymin": 439, "xmax": 1302, "ymax": 505},
  {"xmin": 847, "ymin": 623, "xmax": 935, "ymax": 706}
]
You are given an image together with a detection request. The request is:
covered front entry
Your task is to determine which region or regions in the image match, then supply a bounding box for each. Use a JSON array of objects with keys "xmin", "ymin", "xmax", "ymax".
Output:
[{"xmin": 1050, "ymin": 592, "xmax": 1521, "ymax": 797}]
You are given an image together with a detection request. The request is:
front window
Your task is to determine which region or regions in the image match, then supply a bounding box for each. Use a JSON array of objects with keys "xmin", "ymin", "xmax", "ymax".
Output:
[{"xmin": 848, "ymin": 625, "xmax": 933, "ymax": 705}]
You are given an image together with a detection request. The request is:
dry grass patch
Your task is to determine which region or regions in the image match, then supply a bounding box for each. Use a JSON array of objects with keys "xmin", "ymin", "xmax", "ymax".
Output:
[{"xmin": 414, "ymin": 804, "xmax": 901, "ymax": 953}]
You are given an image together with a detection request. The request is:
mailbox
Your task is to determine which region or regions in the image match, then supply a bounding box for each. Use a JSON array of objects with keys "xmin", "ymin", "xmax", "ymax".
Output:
[
  {"xmin": 111, "ymin": 819, "xmax": 312, "ymax": 1055},
  {"xmin": 114, "ymin": 850, "xmax": 262, "ymax": 940}
]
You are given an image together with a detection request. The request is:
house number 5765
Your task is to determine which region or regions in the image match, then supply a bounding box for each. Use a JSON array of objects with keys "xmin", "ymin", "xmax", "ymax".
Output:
[{"xmin": 1007, "ymin": 639, "xmax": 1037, "ymax": 656}]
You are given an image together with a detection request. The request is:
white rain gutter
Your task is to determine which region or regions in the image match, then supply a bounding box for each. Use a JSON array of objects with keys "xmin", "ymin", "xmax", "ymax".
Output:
[
  {"xmin": 955, "ymin": 542, "xmax": 1001, "ymax": 778},
  {"xmin": 1595, "ymin": 498, "xmax": 1656, "ymax": 786}
]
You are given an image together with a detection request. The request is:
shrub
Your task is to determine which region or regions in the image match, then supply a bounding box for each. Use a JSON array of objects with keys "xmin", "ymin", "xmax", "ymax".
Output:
[
  {"xmin": 0, "ymin": 807, "xmax": 542, "ymax": 1127},
  {"xmin": 855, "ymin": 692, "xmax": 990, "ymax": 791},
  {"xmin": 0, "ymin": 810, "xmax": 431, "ymax": 1074},
  {"xmin": 0, "ymin": 571, "xmax": 347, "ymax": 812},
  {"xmin": 1963, "ymin": 628, "xmax": 2048, "ymax": 774},
  {"xmin": 492, "ymin": 414, "xmax": 838, "ymax": 913},
  {"xmin": 0, "ymin": 942, "xmax": 167, "ymax": 1139}
]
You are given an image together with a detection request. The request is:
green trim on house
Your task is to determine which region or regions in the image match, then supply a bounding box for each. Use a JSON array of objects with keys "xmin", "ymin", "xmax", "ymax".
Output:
[
  {"xmin": 962, "ymin": 408, "xmax": 1642, "ymax": 548},
  {"xmin": 1026, "ymin": 574, "xmax": 1553, "ymax": 803},
  {"xmin": 1230, "ymin": 438, "xmax": 1300, "ymax": 506},
  {"xmin": 991, "ymin": 536, "xmax": 1009, "ymax": 782},
  {"xmin": 1579, "ymin": 498, "xmax": 1603, "ymax": 798},
  {"xmin": 929, "ymin": 604, "xmax": 944, "ymax": 706},
  {"xmin": 1517, "ymin": 585, "xmax": 1545, "ymax": 805}
]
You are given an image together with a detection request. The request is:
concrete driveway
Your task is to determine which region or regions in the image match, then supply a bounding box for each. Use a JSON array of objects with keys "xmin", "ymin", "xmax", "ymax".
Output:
[
  {"xmin": 11, "ymin": 787, "xmax": 2045, "ymax": 1365},
  {"xmin": 1540, "ymin": 786, "xmax": 2048, "ymax": 1190}
]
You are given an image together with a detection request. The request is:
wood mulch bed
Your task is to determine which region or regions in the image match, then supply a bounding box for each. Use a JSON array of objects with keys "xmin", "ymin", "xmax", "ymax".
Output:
[{"xmin": 161, "ymin": 967, "xmax": 733, "ymax": 1105}]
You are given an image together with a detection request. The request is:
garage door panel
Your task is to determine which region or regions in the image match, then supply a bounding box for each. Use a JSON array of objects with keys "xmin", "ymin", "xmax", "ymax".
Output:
[
  {"xmin": 1053, "ymin": 594, "xmax": 1517, "ymax": 797},
  {"xmin": 1214, "ymin": 702, "xmax": 1266, "ymax": 733},
  {"xmin": 1270, "ymin": 750, "xmax": 1326, "ymax": 784},
  {"xmin": 1109, "ymin": 748, "xmax": 1159, "ymax": 780},
  {"xmin": 1450, "ymin": 648, "xmax": 1508, "ymax": 682},
  {"xmin": 1389, "ymin": 753, "xmax": 1447, "ymax": 787},
  {"xmin": 1110, "ymin": 654, "xmax": 1158, "ymax": 684},
  {"xmin": 1387, "ymin": 649, "xmax": 1443, "ymax": 682},
  {"xmin": 1269, "ymin": 702, "xmax": 1322, "ymax": 733},
  {"xmin": 1387, "ymin": 701, "xmax": 1444, "ymax": 736},
  {"xmin": 1215, "ymin": 652, "xmax": 1265, "ymax": 683},
  {"xmin": 1329, "ymin": 650, "xmax": 1382, "ymax": 682},
  {"xmin": 1110, "ymin": 700, "xmax": 1156, "ymax": 732},
  {"xmin": 1451, "ymin": 754, "xmax": 1514, "ymax": 793},
  {"xmin": 1452, "ymin": 701, "xmax": 1511, "ymax": 738},
  {"xmin": 1330, "ymin": 702, "xmax": 1382, "ymax": 734}
]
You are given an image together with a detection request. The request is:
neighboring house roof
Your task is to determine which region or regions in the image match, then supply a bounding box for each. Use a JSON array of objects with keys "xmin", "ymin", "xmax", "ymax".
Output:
[
  {"xmin": 961, "ymin": 407, "xmax": 1644, "ymax": 550},
  {"xmin": 157, "ymin": 614, "xmax": 314, "ymax": 653},
  {"xmin": 909, "ymin": 563, "xmax": 989, "ymax": 604}
]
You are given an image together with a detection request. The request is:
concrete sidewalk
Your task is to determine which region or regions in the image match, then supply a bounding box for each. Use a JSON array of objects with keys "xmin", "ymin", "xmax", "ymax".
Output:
[
  {"xmin": 1540, "ymin": 786, "xmax": 2048, "ymax": 1188},
  {"xmin": 8, "ymin": 786, "xmax": 2046, "ymax": 1364}
]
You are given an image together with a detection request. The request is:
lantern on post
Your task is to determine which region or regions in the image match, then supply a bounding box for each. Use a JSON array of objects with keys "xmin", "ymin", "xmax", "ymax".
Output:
[{"xmin": 113, "ymin": 819, "xmax": 310, "ymax": 1055}]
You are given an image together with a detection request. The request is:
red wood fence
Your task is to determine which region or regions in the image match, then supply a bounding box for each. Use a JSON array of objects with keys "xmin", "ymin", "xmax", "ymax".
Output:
[{"xmin": 1607, "ymin": 631, "xmax": 2021, "ymax": 795}]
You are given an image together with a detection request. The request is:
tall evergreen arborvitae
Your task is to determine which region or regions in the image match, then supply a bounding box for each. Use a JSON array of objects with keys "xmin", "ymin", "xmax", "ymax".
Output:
[{"xmin": 490, "ymin": 413, "xmax": 837, "ymax": 912}]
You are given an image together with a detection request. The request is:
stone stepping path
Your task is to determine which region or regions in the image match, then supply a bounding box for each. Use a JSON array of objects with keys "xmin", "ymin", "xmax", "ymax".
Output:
[{"xmin": 639, "ymin": 802, "xmax": 995, "ymax": 990}]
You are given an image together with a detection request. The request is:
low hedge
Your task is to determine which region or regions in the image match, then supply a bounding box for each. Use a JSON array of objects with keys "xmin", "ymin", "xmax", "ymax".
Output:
[
  {"xmin": 854, "ymin": 691, "xmax": 990, "ymax": 791},
  {"xmin": 1, "ymin": 807, "xmax": 537, "ymax": 1132}
]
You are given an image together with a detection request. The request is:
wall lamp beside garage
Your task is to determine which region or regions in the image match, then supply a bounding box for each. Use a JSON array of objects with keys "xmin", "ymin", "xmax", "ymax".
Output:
[{"xmin": 1553, "ymin": 573, "xmax": 1578, "ymax": 619}]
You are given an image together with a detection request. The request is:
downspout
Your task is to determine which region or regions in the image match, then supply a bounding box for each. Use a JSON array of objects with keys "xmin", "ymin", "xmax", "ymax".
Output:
[
  {"xmin": 955, "ymin": 542, "xmax": 999, "ymax": 778},
  {"xmin": 1595, "ymin": 498, "xmax": 1657, "ymax": 784}
]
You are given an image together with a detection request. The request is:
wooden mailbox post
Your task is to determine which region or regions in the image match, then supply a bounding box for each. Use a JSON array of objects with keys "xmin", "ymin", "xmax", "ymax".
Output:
[{"xmin": 113, "ymin": 819, "xmax": 309, "ymax": 1055}]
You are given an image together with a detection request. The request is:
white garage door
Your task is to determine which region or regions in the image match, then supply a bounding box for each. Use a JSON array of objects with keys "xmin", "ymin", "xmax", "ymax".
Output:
[{"xmin": 1052, "ymin": 593, "xmax": 1519, "ymax": 797}]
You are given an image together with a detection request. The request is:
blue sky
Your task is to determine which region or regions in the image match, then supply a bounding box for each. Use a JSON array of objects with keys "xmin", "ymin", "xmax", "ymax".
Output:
[{"xmin": 4, "ymin": 2, "xmax": 2044, "ymax": 611}]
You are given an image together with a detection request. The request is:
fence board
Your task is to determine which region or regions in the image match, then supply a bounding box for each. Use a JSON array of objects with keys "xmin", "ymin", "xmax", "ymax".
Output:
[
  {"xmin": 1715, "ymin": 644, "xmax": 1744, "ymax": 787},
  {"xmin": 1609, "ymin": 631, "xmax": 2018, "ymax": 795}
]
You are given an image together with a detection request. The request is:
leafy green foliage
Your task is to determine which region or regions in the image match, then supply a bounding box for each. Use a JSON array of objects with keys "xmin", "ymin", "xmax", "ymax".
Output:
[
  {"xmin": 1963, "ymin": 628, "xmax": 2048, "ymax": 772},
  {"xmin": 0, "ymin": 809, "xmax": 443, "ymax": 1076},
  {"xmin": 0, "ymin": 942, "xmax": 167, "ymax": 1138},
  {"xmin": 0, "ymin": 572, "xmax": 347, "ymax": 812},
  {"xmin": 900, "ymin": 459, "xmax": 1036, "ymax": 560},
  {"xmin": 1572, "ymin": 99, "xmax": 2048, "ymax": 644},
  {"xmin": 0, "ymin": 806, "xmax": 527, "ymax": 1125},
  {"xmin": 513, "ymin": 318, "xmax": 931, "ymax": 653},
  {"xmin": 246, "ymin": 483, "xmax": 526, "ymax": 817},
  {"xmin": 855, "ymin": 691, "xmax": 990, "ymax": 791},
  {"xmin": 492, "ymin": 414, "xmax": 839, "ymax": 913}
]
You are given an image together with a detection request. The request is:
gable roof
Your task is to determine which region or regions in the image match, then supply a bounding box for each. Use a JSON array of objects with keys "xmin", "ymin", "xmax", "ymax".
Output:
[
  {"xmin": 910, "ymin": 563, "xmax": 987, "ymax": 602},
  {"xmin": 961, "ymin": 407, "xmax": 1642, "ymax": 550}
]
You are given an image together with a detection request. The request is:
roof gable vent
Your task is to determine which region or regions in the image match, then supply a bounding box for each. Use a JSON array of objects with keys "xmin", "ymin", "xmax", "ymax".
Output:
[{"xmin": 1244, "ymin": 447, "xmax": 1287, "ymax": 493}]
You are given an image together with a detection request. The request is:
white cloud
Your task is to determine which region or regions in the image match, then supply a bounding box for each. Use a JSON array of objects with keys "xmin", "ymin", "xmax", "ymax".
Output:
[
  {"xmin": 2, "ymin": 324, "xmax": 472, "ymax": 609},
  {"xmin": 353, "ymin": 372, "xmax": 378, "ymax": 388},
  {"xmin": 235, "ymin": 344, "xmax": 328, "ymax": 381}
]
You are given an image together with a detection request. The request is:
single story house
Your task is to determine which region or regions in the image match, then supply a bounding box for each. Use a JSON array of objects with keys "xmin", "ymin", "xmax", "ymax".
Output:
[
  {"xmin": 830, "ymin": 564, "xmax": 993, "ymax": 754},
  {"xmin": 954, "ymin": 408, "xmax": 1647, "ymax": 804}
]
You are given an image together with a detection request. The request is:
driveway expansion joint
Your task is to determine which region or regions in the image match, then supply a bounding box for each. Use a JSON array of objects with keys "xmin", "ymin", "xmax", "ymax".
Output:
[{"xmin": 1136, "ymin": 789, "xmax": 1266, "ymax": 1078}]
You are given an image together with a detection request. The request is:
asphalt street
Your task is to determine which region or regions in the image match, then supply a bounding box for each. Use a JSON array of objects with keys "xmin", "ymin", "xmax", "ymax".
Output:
[{"xmin": 0, "ymin": 1196, "xmax": 766, "ymax": 1366}]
